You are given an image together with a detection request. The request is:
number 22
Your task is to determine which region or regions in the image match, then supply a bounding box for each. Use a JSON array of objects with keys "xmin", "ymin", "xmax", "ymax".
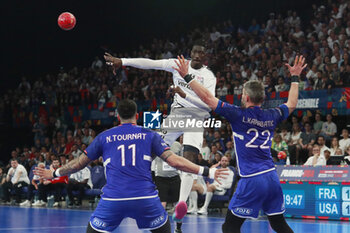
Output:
[{"xmin": 245, "ymin": 128, "xmax": 271, "ymax": 149}]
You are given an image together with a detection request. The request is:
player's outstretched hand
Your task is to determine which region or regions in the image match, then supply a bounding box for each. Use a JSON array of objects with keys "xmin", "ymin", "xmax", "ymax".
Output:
[
  {"xmin": 172, "ymin": 55, "xmax": 189, "ymax": 78},
  {"xmin": 213, "ymin": 168, "xmax": 229, "ymax": 185},
  {"xmin": 104, "ymin": 52, "xmax": 122, "ymax": 75},
  {"xmin": 34, "ymin": 166, "xmax": 54, "ymax": 179},
  {"xmin": 167, "ymin": 85, "xmax": 186, "ymax": 98},
  {"xmin": 285, "ymin": 55, "xmax": 307, "ymax": 77}
]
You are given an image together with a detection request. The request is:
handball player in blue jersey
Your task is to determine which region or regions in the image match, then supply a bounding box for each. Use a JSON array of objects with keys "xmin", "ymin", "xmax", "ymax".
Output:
[
  {"xmin": 173, "ymin": 55, "xmax": 307, "ymax": 233},
  {"xmin": 34, "ymin": 99, "xmax": 227, "ymax": 233}
]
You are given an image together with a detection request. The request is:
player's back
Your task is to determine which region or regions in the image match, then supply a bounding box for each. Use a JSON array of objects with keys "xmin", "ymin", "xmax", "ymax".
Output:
[
  {"xmin": 215, "ymin": 101, "xmax": 289, "ymax": 177},
  {"xmin": 86, "ymin": 123, "xmax": 166, "ymax": 200}
]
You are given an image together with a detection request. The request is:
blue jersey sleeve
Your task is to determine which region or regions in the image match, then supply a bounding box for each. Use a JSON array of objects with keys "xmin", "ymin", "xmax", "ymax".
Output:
[
  {"xmin": 151, "ymin": 132, "xmax": 171, "ymax": 157},
  {"xmin": 275, "ymin": 104, "xmax": 289, "ymax": 123},
  {"xmin": 214, "ymin": 100, "xmax": 241, "ymax": 121},
  {"xmin": 85, "ymin": 134, "xmax": 103, "ymax": 160}
]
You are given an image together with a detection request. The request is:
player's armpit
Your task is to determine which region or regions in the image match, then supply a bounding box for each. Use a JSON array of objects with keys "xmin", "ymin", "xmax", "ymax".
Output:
[{"xmin": 160, "ymin": 150, "xmax": 174, "ymax": 162}]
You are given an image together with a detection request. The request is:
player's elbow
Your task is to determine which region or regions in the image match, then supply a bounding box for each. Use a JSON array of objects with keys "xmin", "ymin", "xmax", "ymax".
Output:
[{"xmin": 286, "ymin": 100, "xmax": 297, "ymax": 110}]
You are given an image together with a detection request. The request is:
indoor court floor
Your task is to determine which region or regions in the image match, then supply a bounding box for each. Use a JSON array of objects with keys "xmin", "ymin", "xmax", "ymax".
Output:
[{"xmin": 1, "ymin": 206, "xmax": 350, "ymax": 233}]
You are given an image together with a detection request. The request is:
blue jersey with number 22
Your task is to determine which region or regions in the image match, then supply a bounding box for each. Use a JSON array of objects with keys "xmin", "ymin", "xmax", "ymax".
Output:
[
  {"xmin": 85, "ymin": 123, "xmax": 170, "ymax": 200},
  {"xmin": 215, "ymin": 100, "xmax": 289, "ymax": 177}
]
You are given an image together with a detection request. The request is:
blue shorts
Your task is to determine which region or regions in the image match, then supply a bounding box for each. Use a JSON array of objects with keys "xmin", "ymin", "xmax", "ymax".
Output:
[
  {"xmin": 89, "ymin": 196, "xmax": 168, "ymax": 232},
  {"xmin": 229, "ymin": 171, "xmax": 285, "ymax": 219}
]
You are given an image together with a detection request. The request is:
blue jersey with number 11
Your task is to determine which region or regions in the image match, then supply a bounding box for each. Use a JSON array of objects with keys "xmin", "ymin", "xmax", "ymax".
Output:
[
  {"xmin": 85, "ymin": 123, "xmax": 170, "ymax": 200},
  {"xmin": 215, "ymin": 100, "xmax": 289, "ymax": 177}
]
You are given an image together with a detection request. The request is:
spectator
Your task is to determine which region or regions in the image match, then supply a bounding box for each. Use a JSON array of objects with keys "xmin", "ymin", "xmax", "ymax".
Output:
[
  {"xmin": 324, "ymin": 149, "xmax": 333, "ymax": 165},
  {"xmin": 209, "ymin": 145, "xmax": 222, "ymax": 162},
  {"xmin": 97, "ymin": 84, "xmax": 112, "ymax": 107},
  {"xmin": 200, "ymin": 139, "xmax": 211, "ymax": 162},
  {"xmin": 275, "ymin": 76, "xmax": 289, "ymax": 92},
  {"xmin": 271, "ymin": 134, "xmax": 289, "ymax": 163},
  {"xmin": 288, "ymin": 124, "xmax": 302, "ymax": 164},
  {"xmin": 2, "ymin": 159, "xmax": 30, "ymax": 204},
  {"xmin": 306, "ymin": 65, "xmax": 318, "ymax": 82},
  {"xmin": 298, "ymin": 122, "xmax": 316, "ymax": 162},
  {"xmin": 0, "ymin": 167, "xmax": 5, "ymax": 200},
  {"xmin": 198, "ymin": 156, "xmax": 234, "ymax": 215},
  {"xmin": 48, "ymin": 157, "xmax": 68, "ymax": 207},
  {"xmin": 313, "ymin": 113, "xmax": 323, "ymax": 136},
  {"xmin": 64, "ymin": 134, "xmax": 75, "ymax": 154},
  {"xmin": 60, "ymin": 154, "xmax": 67, "ymax": 166},
  {"xmin": 212, "ymin": 131, "xmax": 225, "ymax": 152},
  {"xmin": 280, "ymin": 128, "xmax": 291, "ymax": 143},
  {"xmin": 320, "ymin": 114, "xmax": 337, "ymax": 142},
  {"xmin": 335, "ymin": 148, "xmax": 343, "ymax": 156},
  {"xmin": 339, "ymin": 129, "xmax": 350, "ymax": 152},
  {"xmin": 91, "ymin": 56, "xmax": 103, "ymax": 69},
  {"xmin": 216, "ymin": 81, "xmax": 228, "ymax": 97},
  {"xmin": 317, "ymin": 135, "xmax": 330, "ymax": 158},
  {"xmin": 329, "ymin": 137, "xmax": 340, "ymax": 156},
  {"xmin": 210, "ymin": 152, "xmax": 222, "ymax": 166},
  {"xmin": 32, "ymin": 117, "xmax": 46, "ymax": 144},
  {"xmin": 82, "ymin": 128, "xmax": 93, "ymax": 145},
  {"xmin": 70, "ymin": 144, "xmax": 83, "ymax": 159},
  {"xmin": 304, "ymin": 145, "xmax": 326, "ymax": 166},
  {"xmin": 197, "ymin": 153, "xmax": 209, "ymax": 167},
  {"xmin": 20, "ymin": 163, "xmax": 45, "ymax": 207},
  {"xmin": 225, "ymin": 141, "xmax": 235, "ymax": 158},
  {"xmin": 67, "ymin": 167, "xmax": 92, "ymax": 207}
]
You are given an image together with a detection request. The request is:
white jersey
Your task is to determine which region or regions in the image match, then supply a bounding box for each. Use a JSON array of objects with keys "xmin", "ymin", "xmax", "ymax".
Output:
[
  {"xmin": 7, "ymin": 164, "xmax": 30, "ymax": 185},
  {"xmin": 121, "ymin": 58, "xmax": 216, "ymax": 118},
  {"xmin": 69, "ymin": 167, "xmax": 93, "ymax": 188}
]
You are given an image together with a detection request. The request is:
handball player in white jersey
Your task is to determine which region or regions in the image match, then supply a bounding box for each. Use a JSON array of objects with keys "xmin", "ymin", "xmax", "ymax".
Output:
[{"xmin": 104, "ymin": 41, "xmax": 216, "ymax": 232}]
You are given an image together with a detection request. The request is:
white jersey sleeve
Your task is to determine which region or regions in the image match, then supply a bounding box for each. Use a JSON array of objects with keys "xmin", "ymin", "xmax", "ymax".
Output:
[{"xmin": 121, "ymin": 58, "xmax": 175, "ymax": 72}]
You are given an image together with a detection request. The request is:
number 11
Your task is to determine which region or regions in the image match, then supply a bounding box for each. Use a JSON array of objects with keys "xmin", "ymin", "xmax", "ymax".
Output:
[{"xmin": 117, "ymin": 144, "xmax": 136, "ymax": 166}]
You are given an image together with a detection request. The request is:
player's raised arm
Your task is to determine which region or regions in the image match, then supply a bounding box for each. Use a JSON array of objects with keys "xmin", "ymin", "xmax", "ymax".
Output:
[
  {"xmin": 285, "ymin": 55, "xmax": 307, "ymax": 114},
  {"xmin": 160, "ymin": 150, "xmax": 228, "ymax": 184},
  {"xmin": 168, "ymin": 85, "xmax": 211, "ymax": 112},
  {"xmin": 172, "ymin": 55, "xmax": 219, "ymax": 110},
  {"xmin": 104, "ymin": 52, "xmax": 171, "ymax": 75},
  {"xmin": 34, "ymin": 153, "xmax": 91, "ymax": 179}
]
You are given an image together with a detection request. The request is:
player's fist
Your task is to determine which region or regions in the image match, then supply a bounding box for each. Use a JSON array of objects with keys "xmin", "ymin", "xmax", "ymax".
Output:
[
  {"xmin": 104, "ymin": 52, "xmax": 122, "ymax": 75},
  {"xmin": 168, "ymin": 85, "xmax": 186, "ymax": 98}
]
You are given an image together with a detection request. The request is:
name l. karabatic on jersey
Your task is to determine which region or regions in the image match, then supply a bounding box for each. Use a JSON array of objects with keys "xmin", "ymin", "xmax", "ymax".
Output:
[{"xmin": 215, "ymin": 100, "xmax": 289, "ymax": 177}]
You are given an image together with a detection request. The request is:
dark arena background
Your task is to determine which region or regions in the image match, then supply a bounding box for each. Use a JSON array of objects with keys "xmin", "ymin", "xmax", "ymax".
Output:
[{"xmin": 1, "ymin": 0, "xmax": 350, "ymax": 232}]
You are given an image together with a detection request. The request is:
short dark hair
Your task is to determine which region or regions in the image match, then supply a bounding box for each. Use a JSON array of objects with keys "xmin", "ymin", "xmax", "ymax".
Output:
[
  {"xmin": 243, "ymin": 80, "xmax": 265, "ymax": 104},
  {"xmin": 117, "ymin": 99, "xmax": 137, "ymax": 120},
  {"xmin": 193, "ymin": 39, "xmax": 206, "ymax": 49},
  {"xmin": 11, "ymin": 158, "xmax": 18, "ymax": 163}
]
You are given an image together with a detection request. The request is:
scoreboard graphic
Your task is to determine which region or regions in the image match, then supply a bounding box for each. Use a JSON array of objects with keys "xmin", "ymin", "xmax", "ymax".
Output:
[
  {"xmin": 281, "ymin": 183, "xmax": 350, "ymax": 219},
  {"xmin": 277, "ymin": 165, "xmax": 350, "ymax": 220}
]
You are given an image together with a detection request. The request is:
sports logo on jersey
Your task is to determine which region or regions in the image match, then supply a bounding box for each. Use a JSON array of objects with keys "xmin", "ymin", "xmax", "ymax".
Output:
[
  {"xmin": 196, "ymin": 76, "xmax": 204, "ymax": 84},
  {"xmin": 149, "ymin": 214, "xmax": 165, "ymax": 227},
  {"xmin": 91, "ymin": 217, "xmax": 107, "ymax": 228},
  {"xmin": 234, "ymin": 207, "xmax": 253, "ymax": 215},
  {"xmin": 143, "ymin": 110, "xmax": 161, "ymax": 129}
]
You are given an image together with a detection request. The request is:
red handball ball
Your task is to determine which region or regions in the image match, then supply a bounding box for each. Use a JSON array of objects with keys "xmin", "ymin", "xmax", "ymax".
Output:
[
  {"xmin": 277, "ymin": 151, "xmax": 287, "ymax": 160},
  {"xmin": 58, "ymin": 12, "xmax": 76, "ymax": 31}
]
